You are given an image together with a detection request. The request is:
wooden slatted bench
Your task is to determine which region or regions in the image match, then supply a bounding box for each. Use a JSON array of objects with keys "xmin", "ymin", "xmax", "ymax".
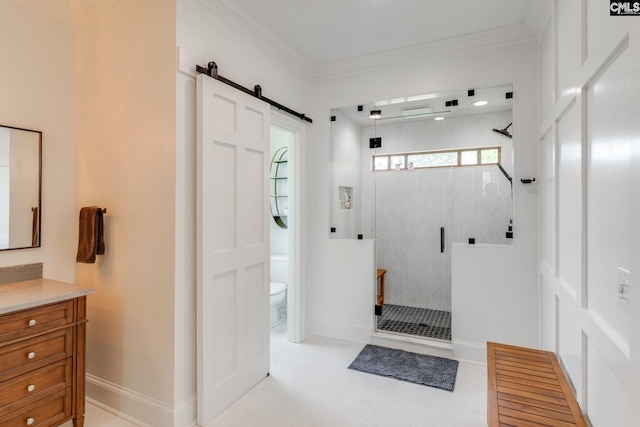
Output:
[{"xmin": 487, "ymin": 342, "xmax": 587, "ymax": 427}]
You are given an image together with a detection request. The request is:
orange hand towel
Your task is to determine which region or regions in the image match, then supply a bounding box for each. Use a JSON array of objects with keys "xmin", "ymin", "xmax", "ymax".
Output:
[{"xmin": 76, "ymin": 206, "xmax": 105, "ymax": 263}]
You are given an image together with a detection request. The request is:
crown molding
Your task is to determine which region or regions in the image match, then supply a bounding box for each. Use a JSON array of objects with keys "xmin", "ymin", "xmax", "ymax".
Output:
[
  {"xmin": 14, "ymin": 0, "xmax": 151, "ymax": 27},
  {"xmin": 525, "ymin": 0, "xmax": 553, "ymax": 42},
  {"xmin": 69, "ymin": 0, "xmax": 129, "ymax": 25},
  {"xmin": 14, "ymin": 0, "xmax": 75, "ymax": 24},
  {"xmin": 196, "ymin": 0, "xmax": 316, "ymax": 80},
  {"xmin": 315, "ymin": 23, "xmax": 537, "ymax": 81}
]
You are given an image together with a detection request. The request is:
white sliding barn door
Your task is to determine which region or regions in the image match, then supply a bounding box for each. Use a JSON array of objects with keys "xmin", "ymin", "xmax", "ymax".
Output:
[{"xmin": 196, "ymin": 73, "xmax": 270, "ymax": 426}]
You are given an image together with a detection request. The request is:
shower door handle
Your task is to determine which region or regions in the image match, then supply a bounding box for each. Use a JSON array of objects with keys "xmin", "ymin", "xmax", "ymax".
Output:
[{"xmin": 440, "ymin": 227, "xmax": 445, "ymax": 253}]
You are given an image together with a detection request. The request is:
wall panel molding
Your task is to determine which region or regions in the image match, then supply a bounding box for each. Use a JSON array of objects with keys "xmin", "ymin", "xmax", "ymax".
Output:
[
  {"xmin": 540, "ymin": 268, "xmax": 632, "ymax": 390},
  {"xmin": 539, "ymin": 2, "xmax": 639, "ymax": 418}
]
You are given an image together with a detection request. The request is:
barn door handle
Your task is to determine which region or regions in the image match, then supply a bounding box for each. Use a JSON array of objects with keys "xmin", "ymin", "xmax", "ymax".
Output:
[{"xmin": 440, "ymin": 227, "xmax": 445, "ymax": 253}]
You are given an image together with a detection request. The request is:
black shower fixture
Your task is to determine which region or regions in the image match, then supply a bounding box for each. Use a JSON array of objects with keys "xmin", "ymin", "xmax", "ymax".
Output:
[
  {"xmin": 369, "ymin": 109, "xmax": 381, "ymax": 119},
  {"xmin": 493, "ymin": 123, "xmax": 513, "ymax": 139}
]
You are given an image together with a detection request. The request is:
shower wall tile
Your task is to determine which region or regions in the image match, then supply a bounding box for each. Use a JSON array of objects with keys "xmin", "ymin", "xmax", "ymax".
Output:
[{"xmin": 362, "ymin": 111, "xmax": 513, "ymax": 311}]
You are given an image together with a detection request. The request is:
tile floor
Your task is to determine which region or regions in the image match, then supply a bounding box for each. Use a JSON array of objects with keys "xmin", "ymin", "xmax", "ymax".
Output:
[
  {"xmin": 60, "ymin": 403, "xmax": 137, "ymax": 427},
  {"xmin": 65, "ymin": 323, "xmax": 487, "ymax": 426},
  {"xmin": 377, "ymin": 304, "xmax": 452, "ymax": 341}
]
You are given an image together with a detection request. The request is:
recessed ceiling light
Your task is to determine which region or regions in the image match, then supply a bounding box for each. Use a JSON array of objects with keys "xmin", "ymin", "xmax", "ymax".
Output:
[
  {"xmin": 434, "ymin": 117, "xmax": 444, "ymax": 121},
  {"xmin": 474, "ymin": 100, "xmax": 488, "ymax": 106}
]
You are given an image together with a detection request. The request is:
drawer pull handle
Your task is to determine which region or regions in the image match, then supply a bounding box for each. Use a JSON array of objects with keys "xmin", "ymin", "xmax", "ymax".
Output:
[
  {"xmin": 27, "ymin": 418, "xmax": 35, "ymax": 425},
  {"xmin": 27, "ymin": 384, "xmax": 35, "ymax": 392},
  {"xmin": 28, "ymin": 319, "xmax": 37, "ymax": 327},
  {"xmin": 27, "ymin": 351, "xmax": 36, "ymax": 359}
]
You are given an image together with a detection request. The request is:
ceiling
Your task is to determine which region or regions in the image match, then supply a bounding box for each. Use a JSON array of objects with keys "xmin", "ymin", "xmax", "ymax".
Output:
[
  {"xmin": 18, "ymin": 0, "xmax": 536, "ymax": 67},
  {"xmin": 220, "ymin": 0, "xmax": 535, "ymax": 65}
]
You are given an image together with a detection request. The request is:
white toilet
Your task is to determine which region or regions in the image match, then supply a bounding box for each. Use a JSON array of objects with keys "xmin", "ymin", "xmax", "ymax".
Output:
[
  {"xmin": 270, "ymin": 282, "xmax": 287, "ymax": 328},
  {"xmin": 270, "ymin": 255, "xmax": 288, "ymax": 328}
]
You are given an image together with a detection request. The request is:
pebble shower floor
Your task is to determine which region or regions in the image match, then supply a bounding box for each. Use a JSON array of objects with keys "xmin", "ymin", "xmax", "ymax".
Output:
[{"xmin": 376, "ymin": 304, "xmax": 452, "ymax": 341}]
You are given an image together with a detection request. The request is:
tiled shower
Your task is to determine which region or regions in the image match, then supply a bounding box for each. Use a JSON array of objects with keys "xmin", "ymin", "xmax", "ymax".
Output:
[
  {"xmin": 331, "ymin": 96, "xmax": 514, "ymax": 341},
  {"xmin": 363, "ymin": 111, "xmax": 513, "ymax": 340}
]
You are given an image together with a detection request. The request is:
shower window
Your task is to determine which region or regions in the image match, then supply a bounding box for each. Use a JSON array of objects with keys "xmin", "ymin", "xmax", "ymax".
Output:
[
  {"xmin": 373, "ymin": 146, "xmax": 501, "ymax": 171},
  {"xmin": 460, "ymin": 150, "xmax": 478, "ymax": 165},
  {"xmin": 409, "ymin": 151, "xmax": 457, "ymax": 168},
  {"xmin": 390, "ymin": 155, "xmax": 405, "ymax": 170},
  {"xmin": 480, "ymin": 148, "xmax": 500, "ymax": 164},
  {"xmin": 373, "ymin": 156, "xmax": 389, "ymax": 171}
]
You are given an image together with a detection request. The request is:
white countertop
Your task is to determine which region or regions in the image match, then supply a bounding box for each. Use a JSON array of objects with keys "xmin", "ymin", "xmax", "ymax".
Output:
[{"xmin": 0, "ymin": 278, "xmax": 94, "ymax": 314}]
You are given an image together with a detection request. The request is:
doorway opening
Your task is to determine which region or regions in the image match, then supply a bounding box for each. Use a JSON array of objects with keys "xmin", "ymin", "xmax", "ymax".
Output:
[{"xmin": 270, "ymin": 112, "xmax": 304, "ymax": 344}]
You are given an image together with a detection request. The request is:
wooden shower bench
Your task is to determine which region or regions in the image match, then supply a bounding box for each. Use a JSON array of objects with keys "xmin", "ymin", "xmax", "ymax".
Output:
[
  {"xmin": 376, "ymin": 269, "xmax": 386, "ymax": 307},
  {"xmin": 487, "ymin": 342, "xmax": 587, "ymax": 426}
]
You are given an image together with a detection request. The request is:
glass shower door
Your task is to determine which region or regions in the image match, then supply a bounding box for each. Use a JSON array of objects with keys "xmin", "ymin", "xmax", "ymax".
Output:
[{"xmin": 375, "ymin": 158, "xmax": 454, "ymax": 342}]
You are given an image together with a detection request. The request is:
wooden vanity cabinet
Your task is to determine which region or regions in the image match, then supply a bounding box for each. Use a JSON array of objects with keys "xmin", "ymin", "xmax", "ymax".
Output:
[{"xmin": 0, "ymin": 297, "xmax": 87, "ymax": 427}]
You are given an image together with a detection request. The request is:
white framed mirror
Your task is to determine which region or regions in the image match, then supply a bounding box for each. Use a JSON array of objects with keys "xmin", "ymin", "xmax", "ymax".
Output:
[{"xmin": 0, "ymin": 124, "xmax": 42, "ymax": 250}]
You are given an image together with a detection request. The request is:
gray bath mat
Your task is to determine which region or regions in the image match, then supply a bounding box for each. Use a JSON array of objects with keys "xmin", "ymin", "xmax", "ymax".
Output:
[{"xmin": 348, "ymin": 344, "xmax": 458, "ymax": 391}]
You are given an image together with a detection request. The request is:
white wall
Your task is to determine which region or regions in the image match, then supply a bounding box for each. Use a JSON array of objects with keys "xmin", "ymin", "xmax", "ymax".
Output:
[
  {"xmin": 0, "ymin": 1, "xmax": 76, "ymax": 281},
  {"xmin": 309, "ymin": 31, "xmax": 539, "ymax": 348},
  {"xmin": 538, "ymin": 1, "xmax": 640, "ymax": 425},
  {"xmin": 75, "ymin": 1, "xmax": 179, "ymax": 425}
]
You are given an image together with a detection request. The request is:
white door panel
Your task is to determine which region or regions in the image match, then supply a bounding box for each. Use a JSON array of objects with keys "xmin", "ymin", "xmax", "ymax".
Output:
[{"xmin": 197, "ymin": 74, "xmax": 270, "ymax": 426}]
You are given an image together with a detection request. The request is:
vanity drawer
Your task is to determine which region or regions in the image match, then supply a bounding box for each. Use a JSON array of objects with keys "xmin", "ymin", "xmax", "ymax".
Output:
[
  {"xmin": 0, "ymin": 359, "xmax": 71, "ymax": 412},
  {"xmin": 0, "ymin": 329, "xmax": 72, "ymax": 381},
  {"xmin": 0, "ymin": 387, "xmax": 71, "ymax": 427},
  {"xmin": 0, "ymin": 302, "xmax": 74, "ymax": 342}
]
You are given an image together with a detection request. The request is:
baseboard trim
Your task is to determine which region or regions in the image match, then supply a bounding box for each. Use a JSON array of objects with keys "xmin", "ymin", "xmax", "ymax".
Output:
[
  {"xmin": 86, "ymin": 374, "xmax": 197, "ymax": 427},
  {"xmin": 313, "ymin": 319, "xmax": 372, "ymax": 344},
  {"xmin": 86, "ymin": 397, "xmax": 149, "ymax": 426},
  {"xmin": 453, "ymin": 339, "xmax": 487, "ymax": 364}
]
